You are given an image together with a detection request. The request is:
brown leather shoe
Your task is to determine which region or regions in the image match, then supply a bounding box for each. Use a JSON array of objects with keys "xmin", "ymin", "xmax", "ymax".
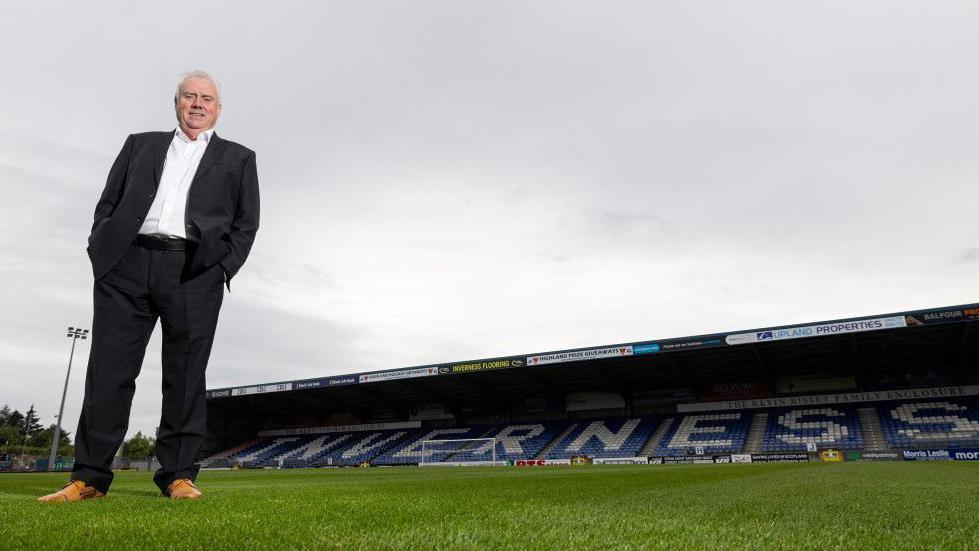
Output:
[
  {"xmin": 37, "ymin": 480, "xmax": 105, "ymax": 503},
  {"xmin": 167, "ymin": 478, "xmax": 203, "ymax": 500}
]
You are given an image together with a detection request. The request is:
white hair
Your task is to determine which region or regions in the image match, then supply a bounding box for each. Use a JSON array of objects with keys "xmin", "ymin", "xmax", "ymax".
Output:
[{"xmin": 175, "ymin": 70, "xmax": 221, "ymax": 103}]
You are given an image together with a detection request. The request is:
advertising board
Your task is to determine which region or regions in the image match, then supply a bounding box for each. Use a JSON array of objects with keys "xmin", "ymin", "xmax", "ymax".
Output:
[
  {"xmin": 901, "ymin": 449, "xmax": 952, "ymax": 461},
  {"xmin": 230, "ymin": 382, "xmax": 293, "ymax": 397},
  {"xmin": 725, "ymin": 316, "xmax": 907, "ymax": 346},
  {"xmin": 358, "ymin": 366, "xmax": 440, "ymax": 383},
  {"xmin": 449, "ymin": 357, "xmax": 523, "ymax": 373},
  {"xmin": 514, "ymin": 459, "xmax": 571, "ymax": 466},
  {"xmin": 952, "ymin": 449, "xmax": 979, "ymax": 461},
  {"xmin": 592, "ymin": 457, "xmax": 649, "ymax": 465},
  {"xmin": 662, "ymin": 456, "xmax": 717, "ymax": 465},
  {"xmin": 844, "ymin": 451, "xmax": 901, "ymax": 461},
  {"xmin": 749, "ymin": 453, "xmax": 810, "ymax": 463},
  {"xmin": 904, "ymin": 307, "xmax": 979, "ymax": 326},
  {"xmin": 419, "ymin": 461, "xmax": 507, "ymax": 467},
  {"xmin": 527, "ymin": 345, "xmax": 632, "ymax": 367},
  {"xmin": 731, "ymin": 454, "xmax": 752, "ymax": 464},
  {"xmin": 657, "ymin": 337, "xmax": 724, "ymax": 352},
  {"xmin": 818, "ymin": 449, "xmax": 843, "ymax": 463}
]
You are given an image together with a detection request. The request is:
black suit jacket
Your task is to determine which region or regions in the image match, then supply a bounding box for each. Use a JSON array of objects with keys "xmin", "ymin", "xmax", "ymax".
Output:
[{"xmin": 87, "ymin": 131, "xmax": 259, "ymax": 286}]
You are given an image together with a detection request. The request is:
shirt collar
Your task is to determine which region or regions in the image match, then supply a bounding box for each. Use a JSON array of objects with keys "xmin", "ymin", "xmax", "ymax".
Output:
[{"xmin": 175, "ymin": 127, "xmax": 215, "ymax": 143}]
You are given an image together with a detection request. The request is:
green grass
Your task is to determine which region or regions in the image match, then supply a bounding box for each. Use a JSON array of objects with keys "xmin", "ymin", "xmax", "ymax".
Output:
[{"xmin": 1, "ymin": 462, "xmax": 977, "ymax": 550}]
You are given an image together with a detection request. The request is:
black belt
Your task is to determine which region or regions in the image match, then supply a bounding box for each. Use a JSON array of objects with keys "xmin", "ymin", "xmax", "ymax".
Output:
[{"xmin": 135, "ymin": 234, "xmax": 189, "ymax": 251}]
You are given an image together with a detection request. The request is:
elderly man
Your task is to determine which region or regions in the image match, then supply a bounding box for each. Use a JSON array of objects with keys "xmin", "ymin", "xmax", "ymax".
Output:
[{"xmin": 39, "ymin": 71, "xmax": 259, "ymax": 502}]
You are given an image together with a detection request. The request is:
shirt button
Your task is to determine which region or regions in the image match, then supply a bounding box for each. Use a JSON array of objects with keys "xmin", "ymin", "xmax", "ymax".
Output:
[
  {"xmin": 149, "ymin": 193, "xmax": 155, "ymax": 199},
  {"xmin": 136, "ymin": 217, "xmax": 142, "ymax": 222}
]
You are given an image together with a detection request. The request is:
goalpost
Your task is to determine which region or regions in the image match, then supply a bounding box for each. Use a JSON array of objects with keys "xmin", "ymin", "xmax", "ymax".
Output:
[{"xmin": 419, "ymin": 437, "xmax": 499, "ymax": 466}]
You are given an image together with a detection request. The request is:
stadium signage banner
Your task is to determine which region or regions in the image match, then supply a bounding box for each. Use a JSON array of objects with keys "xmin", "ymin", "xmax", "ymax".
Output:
[
  {"xmin": 420, "ymin": 461, "xmax": 507, "ymax": 467},
  {"xmin": 661, "ymin": 456, "xmax": 717, "ymax": 465},
  {"xmin": 514, "ymin": 459, "xmax": 571, "ymax": 466},
  {"xmin": 902, "ymin": 449, "xmax": 951, "ymax": 461},
  {"xmin": 749, "ymin": 453, "xmax": 809, "ymax": 463},
  {"xmin": 258, "ymin": 421, "xmax": 421, "ymax": 437},
  {"xmin": 358, "ymin": 366, "xmax": 440, "ymax": 383},
  {"xmin": 724, "ymin": 315, "xmax": 907, "ymax": 346},
  {"xmin": 230, "ymin": 382, "xmax": 293, "ymax": 397},
  {"xmin": 952, "ymin": 449, "xmax": 979, "ymax": 461},
  {"xmin": 209, "ymin": 382, "xmax": 296, "ymax": 398},
  {"xmin": 905, "ymin": 307, "xmax": 979, "ymax": 326},
  {"xmin": 633, "ymin": 337, "xmax": 726, "ymax": 355},
  {"xmin": 678, "ymin": 385, "xmax": 979, "ymax": 413},
  {"xmin": 731, "ymin": 454, "xmax": 752, "ymax": 464},
  {"xmin": 844, "ymin": 451, "xmax": 900, "ymax": 462},
  {"xmin": 657, "ymin": 337, "xmax": 724, "ymax": 352},
  {"xmin": 291, "ymin": 375, "xmax": 359, "ymax": 390},
  {"xmin": 527, "ymin": 346, "xmax": 633, "ymax": 366},
  {"xmin": 449, "ymin": 357, "xmax": 523, "ymax": 373},
  {"xmin": 592, "ymin": 457, "xmax": 649, "ymax": 465},
  {"xmin": 632, "ymin": 343, "xmax": 660, "ymax": 354}
]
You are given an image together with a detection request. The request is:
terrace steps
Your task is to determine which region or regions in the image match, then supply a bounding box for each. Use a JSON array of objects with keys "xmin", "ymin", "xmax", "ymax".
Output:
[
  {"xmin": 858, "ymin": 407, "xmax": 888, "ymax": 450},
  {"xmin": 534, "ymin": 422, "xmax": 579, "ymax": 459},
  {"xmin": 743, "ymin": 412, "xmax": 769, "ymax": 454},
  {"xmin": 640, "ymin": 418, "xmax": 674, "ymax": 457}
]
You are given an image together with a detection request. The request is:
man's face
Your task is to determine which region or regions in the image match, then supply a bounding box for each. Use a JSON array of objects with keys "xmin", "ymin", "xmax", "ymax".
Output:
[{"xmin": 175, "ymin": 77, "xmax": 221, "ymax": 134}]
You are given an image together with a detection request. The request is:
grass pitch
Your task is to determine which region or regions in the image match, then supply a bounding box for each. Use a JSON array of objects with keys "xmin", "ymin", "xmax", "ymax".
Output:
[{"xmin": 2, "ymin": 462, "xmax": 977, "ymax": 550}]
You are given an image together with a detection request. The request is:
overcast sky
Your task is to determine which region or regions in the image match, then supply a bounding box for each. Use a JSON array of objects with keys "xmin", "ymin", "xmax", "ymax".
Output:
[{"xmin": 1, "ymin": 1, "xmax": 977, "ymax": 440}]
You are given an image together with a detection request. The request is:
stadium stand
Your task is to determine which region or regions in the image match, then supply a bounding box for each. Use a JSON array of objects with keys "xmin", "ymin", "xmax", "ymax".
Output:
[
  {"xmin": 653, "ymin": 413, "xmax": 750, "ymax": 456},
  {"xmin": 313, "ymin": 430, "xmax": 416, "ymax": 466},
  {"xmin": 233, "ymin": 437, "xmax": 304, "ymax": 467},
  {"xmin": 545, "ymin": 417, "xmax": 658, "ymax": 460},
  {"xmin": 447, "ymin": 422, "xmax": 567, "ymax": 462},
  {"xmin": 280, "ymin": 433, "xmax": 355, "ymax": 467},
  {"xmin": 209, "ymin": 398, "xmax": 979, "ymax": 465},
  {"xmin": 373, "ymin": 427, "xmax": 490, "ymax": 465},
  {"xmin": 879, "ymin": 399, "xmax": 979, "ymax": 449},
  {"xmin": 760, "ymin": 407, "xmax": 864, "ymax": 452}
]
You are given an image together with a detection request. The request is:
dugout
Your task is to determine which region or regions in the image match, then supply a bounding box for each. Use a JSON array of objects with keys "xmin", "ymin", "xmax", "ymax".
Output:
[{"xmin": 202, "ymin": 303, "xmax": 979, "ymax": 458}]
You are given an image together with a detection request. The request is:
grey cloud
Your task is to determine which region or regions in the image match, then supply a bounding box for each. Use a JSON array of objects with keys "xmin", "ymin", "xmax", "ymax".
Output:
[{"xmin": 955, "ymin": 248, "xmax": 979, "ymax": 265}]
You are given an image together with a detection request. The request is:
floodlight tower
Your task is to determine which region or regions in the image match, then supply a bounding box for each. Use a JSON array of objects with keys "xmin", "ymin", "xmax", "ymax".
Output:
[{"xmin": 48, "ymin": 327, "xmax": 88, "ymax": 471}]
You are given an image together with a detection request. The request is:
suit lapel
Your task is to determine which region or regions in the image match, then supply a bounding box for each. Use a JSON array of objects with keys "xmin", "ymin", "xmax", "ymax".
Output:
[
  {"xmin": 191, "ymin": 133, "xmax": 228, "ymax": 188},
  {"xmin": 153, "ymin": 131, "xmax": 173, "ymax": 187}
]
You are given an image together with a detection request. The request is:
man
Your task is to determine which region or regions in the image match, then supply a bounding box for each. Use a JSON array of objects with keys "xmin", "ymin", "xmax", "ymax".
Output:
[{"xmin": 39, "ymin": 71, "xmax": 259, "ymax": 502}]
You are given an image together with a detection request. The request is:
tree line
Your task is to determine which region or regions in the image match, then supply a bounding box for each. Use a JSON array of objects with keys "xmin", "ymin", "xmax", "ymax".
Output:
[
  {"xmin": 0, "ymin": 404, "xmax": 154, "ymax": 458},
  {"xmin": 0, "ymin": 403, "xmax": 70, "ymax": 453}
]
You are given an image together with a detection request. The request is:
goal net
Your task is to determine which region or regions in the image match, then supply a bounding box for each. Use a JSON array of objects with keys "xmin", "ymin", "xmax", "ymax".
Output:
[{"xmin": 419, "ymin": 437, "xmax": 498, "ymax": 466}]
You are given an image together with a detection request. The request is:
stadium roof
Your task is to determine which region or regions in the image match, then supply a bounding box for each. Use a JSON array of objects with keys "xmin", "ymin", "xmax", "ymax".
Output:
[{"xmin": 207, "ymin": 302, "xmax": 979, "ymax": 418}]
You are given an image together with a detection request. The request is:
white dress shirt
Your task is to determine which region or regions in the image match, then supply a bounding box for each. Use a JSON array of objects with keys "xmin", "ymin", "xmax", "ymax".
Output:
[{"xmin": 138, "ymin": 127, "xmax": 214, "ymax": 239}]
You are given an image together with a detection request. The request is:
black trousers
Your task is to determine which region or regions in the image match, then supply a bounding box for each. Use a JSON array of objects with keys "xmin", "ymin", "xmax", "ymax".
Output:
[{"xmin": 72, "ymin": 242, "xmax": 224, "ymax": 494}]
